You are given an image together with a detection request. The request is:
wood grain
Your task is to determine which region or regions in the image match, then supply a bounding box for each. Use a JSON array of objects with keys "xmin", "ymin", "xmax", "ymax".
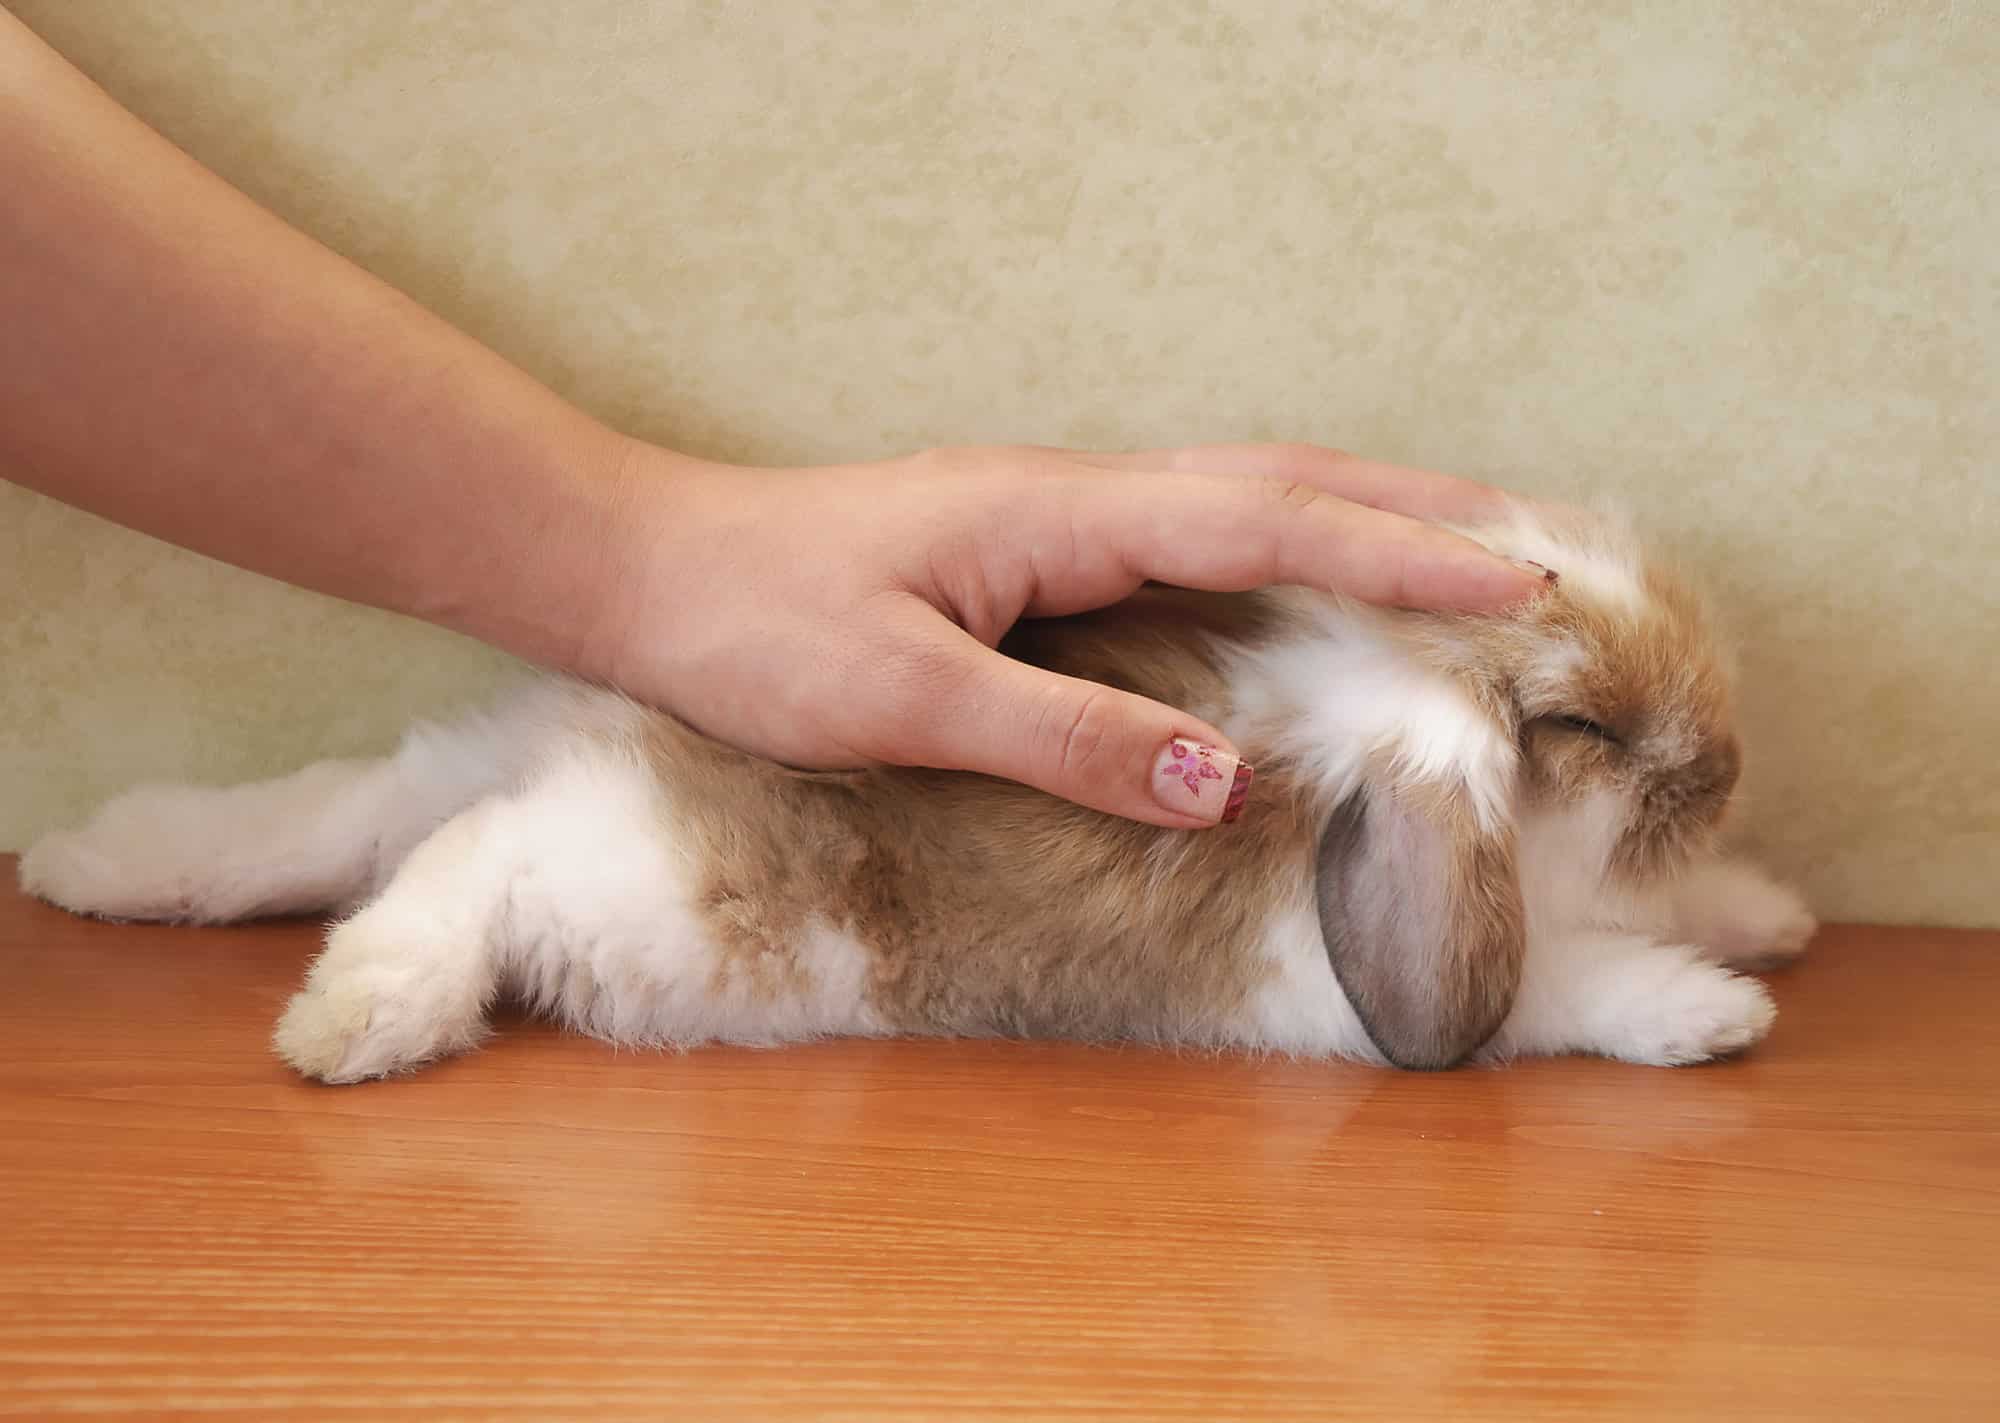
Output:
[{"xmin": 1, "ymin": 855, "xmax": 1995, "ymax": 1420}]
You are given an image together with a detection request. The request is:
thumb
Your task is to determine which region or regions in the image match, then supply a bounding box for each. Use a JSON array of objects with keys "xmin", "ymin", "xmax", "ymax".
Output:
[{"xmin": 901, "ymin": 629, "xmax": 1255, "ymax": 829}]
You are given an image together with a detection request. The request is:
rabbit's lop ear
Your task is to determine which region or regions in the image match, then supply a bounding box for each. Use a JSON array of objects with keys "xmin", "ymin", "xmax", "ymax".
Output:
[{"xmin": 1315, "ymin": 775, "xmax": 1524, "ymax": 1070}]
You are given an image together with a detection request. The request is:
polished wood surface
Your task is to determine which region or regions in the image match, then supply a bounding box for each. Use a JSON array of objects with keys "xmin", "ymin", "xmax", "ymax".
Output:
[{"xmin": 1, "ymin": 857, "xmax": 1995, "ymax": 1421}]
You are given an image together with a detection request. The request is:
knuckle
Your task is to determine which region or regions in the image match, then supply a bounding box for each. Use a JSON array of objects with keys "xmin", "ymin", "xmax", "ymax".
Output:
[
  {"xmin": 1050, "ymin": 687, "xmax": 1124, "ymax": 785},
  {"xmin": 1263, "ymin": 477, "xmax": 1327, "ymax": 515},
  {"xmin": 1390, "ymin": 543, "xmax": 1425, "ymax": 607}
]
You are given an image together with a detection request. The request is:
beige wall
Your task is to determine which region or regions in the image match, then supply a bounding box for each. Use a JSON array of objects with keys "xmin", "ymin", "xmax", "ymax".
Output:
[{"xmin": 4, "ymin": 2, "xmax": 1995, "ymax": 926}]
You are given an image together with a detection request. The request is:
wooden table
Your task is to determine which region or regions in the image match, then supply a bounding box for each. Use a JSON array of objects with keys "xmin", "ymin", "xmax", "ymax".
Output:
[{"xmin": 2, "ymin": 855, "xmax": 1995, "ymax": 1420}]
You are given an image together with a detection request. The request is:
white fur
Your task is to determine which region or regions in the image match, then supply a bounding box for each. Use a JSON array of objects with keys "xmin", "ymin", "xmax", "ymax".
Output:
[
  {"xmin": 1229, "ymin": 598, "xmax": 1520, "ymax": 834},
  {"xmin": 19, "ymin": 680, "xmax": 624, "ymax": 923},
  {"xmin": 1448, "ymin": 507, "xmax": 1649, "ymax": 616},
  {"xmin": 20, "ymin": 758, "xmax": 409, "ymax": 924},
  {"xmin": 1489, "ymin": 930, "xmax": 1776, "ymax": 1066}
]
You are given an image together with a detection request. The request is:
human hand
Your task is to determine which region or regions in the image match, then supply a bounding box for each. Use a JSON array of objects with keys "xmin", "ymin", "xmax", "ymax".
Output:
[{"xmin": 573, "ymin": 442, "xmax": 1548, "ymax": 829}]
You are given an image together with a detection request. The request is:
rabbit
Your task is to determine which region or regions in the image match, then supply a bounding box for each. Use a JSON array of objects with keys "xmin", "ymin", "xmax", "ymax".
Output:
[{"xmin": 19, "ymin": 502, "xmax": 1818, "ymax": 1083}]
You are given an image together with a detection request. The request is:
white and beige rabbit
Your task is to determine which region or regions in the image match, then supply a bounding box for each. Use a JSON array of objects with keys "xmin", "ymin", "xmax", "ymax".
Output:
[{"xmin": 20, "ymin": 503, "xmax": 1816, "ymax": 1081}]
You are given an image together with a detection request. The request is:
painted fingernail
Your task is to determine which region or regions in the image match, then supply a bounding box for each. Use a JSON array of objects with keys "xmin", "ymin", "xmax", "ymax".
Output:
[
  {"xmin": 1153, "ymin": 739, "xmax": 1253, "ymax": 826},
  {"xmin": 1512, "ymin": 559, "xmax": 1560, "ymax": 585},
  {"xmin": 1221, "ymin": 761, "xmax": 1255, "ymax": 824}
]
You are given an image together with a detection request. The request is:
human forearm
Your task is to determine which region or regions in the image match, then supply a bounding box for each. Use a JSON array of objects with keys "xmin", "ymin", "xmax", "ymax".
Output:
[
  {"xmin": 3, "ymin": 9, "xmax": 1559, "ymax": 831},
  {"xmin": 0, "ymin": 10, "xmax": 640, "ymax": 670}
]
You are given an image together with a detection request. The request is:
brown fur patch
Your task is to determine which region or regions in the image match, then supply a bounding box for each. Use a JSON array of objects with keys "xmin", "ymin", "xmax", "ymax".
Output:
[{"xmin": 639, "ymin": 590, "xmax": 1319, "ymax": 1043}]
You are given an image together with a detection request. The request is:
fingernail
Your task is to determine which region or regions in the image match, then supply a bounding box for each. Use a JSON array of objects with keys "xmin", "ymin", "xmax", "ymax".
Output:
[
  {"xmin": 1512, "ymin": 559, "xmax": 1560, "ymax": 586},
  {"xmin": 1221, "ymin": 760, "xmax": 1255, "ymax": 823},
  {"xmin": 1153, "ymin": 739, "xmax": 1253, "ymax": 826}
]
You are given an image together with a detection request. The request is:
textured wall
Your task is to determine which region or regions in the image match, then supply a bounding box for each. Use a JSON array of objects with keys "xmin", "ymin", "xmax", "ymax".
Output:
[{"xmin": 4, "ymin": 2, "xmax": 1995, "ymax": 926}]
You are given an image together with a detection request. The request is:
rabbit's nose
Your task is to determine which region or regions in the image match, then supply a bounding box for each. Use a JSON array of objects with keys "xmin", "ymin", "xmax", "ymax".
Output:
[
  {"xmin": 1684, "ymin": 734, "xmax": 1743, "ymax": 825},
  {"xmin": 1707, "ymin": 735, "xmax": 1744, "ymax": 803}
]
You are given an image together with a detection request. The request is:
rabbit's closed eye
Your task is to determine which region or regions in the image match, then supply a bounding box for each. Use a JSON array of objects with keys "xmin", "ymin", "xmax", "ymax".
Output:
[{"xmin": 1548, "ymin": 714, "xmax": 1621, "ymax": 746}]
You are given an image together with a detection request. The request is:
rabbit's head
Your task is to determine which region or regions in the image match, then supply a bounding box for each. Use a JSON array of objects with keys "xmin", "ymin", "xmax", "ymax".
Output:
[
  {"xmin": 1306, "ymin": 503, "xmax": 1743, "ymax": 1071},
  {"xmin": 1430, "ymin": 504, "xmax": 1743, "ymax": 881}
]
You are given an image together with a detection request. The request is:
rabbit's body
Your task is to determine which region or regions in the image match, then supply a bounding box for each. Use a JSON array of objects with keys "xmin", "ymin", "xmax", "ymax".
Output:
[{"xmin": 21, "ymin": 507, "xmax": 1816, "ymax": 1082}]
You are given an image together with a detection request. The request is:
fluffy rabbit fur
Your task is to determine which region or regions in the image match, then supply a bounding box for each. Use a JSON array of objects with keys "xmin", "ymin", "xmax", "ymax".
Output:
[{"xmin": 21, "ymin": 504, "xmax": 1816, "ymax": 1082}]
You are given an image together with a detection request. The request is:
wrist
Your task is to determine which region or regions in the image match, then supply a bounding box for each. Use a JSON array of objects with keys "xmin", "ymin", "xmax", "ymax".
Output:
[
  {"xmin": 555, "ymin": 435, "xmax": 735, "ymax": 696},
  {"xmin": 420, "ymin": 421, "xmax": 671, "ymax": 683}
]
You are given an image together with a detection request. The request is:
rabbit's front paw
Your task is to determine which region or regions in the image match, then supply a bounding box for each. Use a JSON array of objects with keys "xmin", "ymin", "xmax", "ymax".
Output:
[
  {"xmin": 1703, "ymin": 887, "xmax": 1817, "ymax": 972},
  {"xmin": 1677, "ymin": 859, "xmax": 1818, "ymax": 971},
  {"xmin": 1607, "ymin": 959, "xmax": 1776, "ymax": 1066}
]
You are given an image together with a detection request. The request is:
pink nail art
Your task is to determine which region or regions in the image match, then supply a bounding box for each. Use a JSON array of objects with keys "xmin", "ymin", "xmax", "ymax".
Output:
[
  {"xmin": 1153, "ymin": 740, "xmax": 1252, "ymax": 826},
  {"xmin": 1221, "ymin": 762, "xmax": 1254, "ymax": 824}
]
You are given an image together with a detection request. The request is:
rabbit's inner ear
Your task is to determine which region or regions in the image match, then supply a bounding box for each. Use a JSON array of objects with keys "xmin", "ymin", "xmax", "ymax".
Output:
[{"xmin": 1315, "ymin": 782, "xmax": 1525, "ymax": 1070}]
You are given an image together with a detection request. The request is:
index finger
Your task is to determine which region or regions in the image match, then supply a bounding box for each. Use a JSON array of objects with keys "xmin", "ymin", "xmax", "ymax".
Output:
[
  {"xmin": 1052, "ymin": 471, "xmax": 1550, "ymax": 615},
  {"xmin": 1061, "ymin": 443, "xmax": 1513, "ymax": 524}
]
